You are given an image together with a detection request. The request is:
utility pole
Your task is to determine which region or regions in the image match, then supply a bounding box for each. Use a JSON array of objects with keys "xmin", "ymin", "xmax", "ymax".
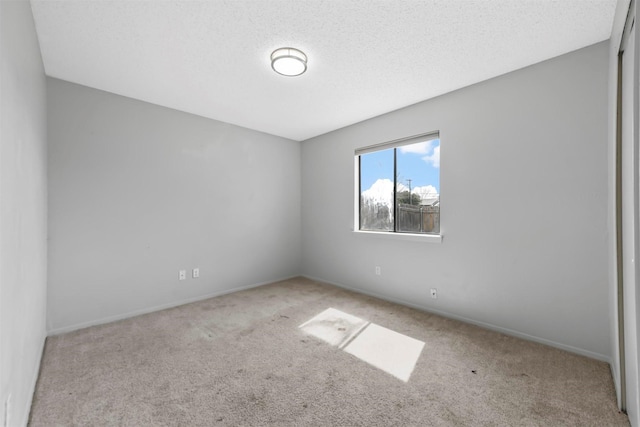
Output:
[{"xmin": 406, "ymin": 179, "xmax": 412, "ymax": 205}]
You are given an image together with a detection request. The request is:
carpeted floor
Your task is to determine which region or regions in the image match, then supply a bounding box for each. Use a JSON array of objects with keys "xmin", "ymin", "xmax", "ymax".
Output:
[{"xmin": 29, "ymin": 277, "xmax": 629, "ymax": 426}]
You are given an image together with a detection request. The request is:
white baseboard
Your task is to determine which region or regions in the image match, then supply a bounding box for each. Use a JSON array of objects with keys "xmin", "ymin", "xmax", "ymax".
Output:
[
  {"xmin": 17, "ymin": 330, "xmax": 46, "ymax": 427},
  {"xmin": 47, "ymin": 275, "xmax": 299, "ymax": 336},
  {"xmin": 47, "ymin": 273, "xmax": 611, "ymax": 363},
  {"xmin": 302, "ymin": 274, "xmax": 611, "ymax": 363}
]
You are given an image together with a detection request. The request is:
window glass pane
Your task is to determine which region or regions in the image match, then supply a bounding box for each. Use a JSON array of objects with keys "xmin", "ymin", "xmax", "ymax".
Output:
[
  {"xmin": 360, "ymin": 148, "xmax": 394, "ymax": 231},
  {"xmin": 395, "ymin": 139, "xmax": 440, "ymax": 233}
]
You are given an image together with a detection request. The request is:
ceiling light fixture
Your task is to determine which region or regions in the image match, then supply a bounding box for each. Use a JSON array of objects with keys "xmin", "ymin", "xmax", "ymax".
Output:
[{"xmin": 271, "ymin": 47, "xmax": 307, "ymax": 77}]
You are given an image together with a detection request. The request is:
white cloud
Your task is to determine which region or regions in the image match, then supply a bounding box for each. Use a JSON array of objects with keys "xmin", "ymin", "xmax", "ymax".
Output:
[
  {"xmin": 362, "ymin": 179, "xmax": 395, "ymax": 206},
  {"xmin": 412, "ymin": 185, "xmax": 437, "ymax": 197},
  {"xmin": 399, "ymin": 140, "xmax": 433, "ymax": 155},
  {"xmin": 422, "ymin": 145, "xmax": 440, "ymax": 168},
  {"xmin": 362, "ymin": 179, "xmax": 439, "ymax": 210}
]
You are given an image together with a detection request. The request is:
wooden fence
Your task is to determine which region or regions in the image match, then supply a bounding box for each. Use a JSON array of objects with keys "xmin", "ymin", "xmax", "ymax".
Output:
[{"xmin": 397, "ymin": 204, "xmax": 440, "ymax": 233}]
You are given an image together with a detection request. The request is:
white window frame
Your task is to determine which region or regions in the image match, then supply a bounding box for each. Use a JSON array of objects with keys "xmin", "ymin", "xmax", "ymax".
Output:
[{"xmin": 353, "ymin": 132, "xmax": 443, "ymax": 243}]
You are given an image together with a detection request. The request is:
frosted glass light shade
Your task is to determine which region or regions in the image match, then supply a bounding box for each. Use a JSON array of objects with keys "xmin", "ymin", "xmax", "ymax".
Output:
[{"xmin": 271, "ymin": 47, "xmax": 307, "ymax": 76}]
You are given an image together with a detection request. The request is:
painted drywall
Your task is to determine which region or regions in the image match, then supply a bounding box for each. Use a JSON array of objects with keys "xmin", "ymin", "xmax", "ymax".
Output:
[
  {"xmin": 301, "ymin": 42, "xmax": 611, "ymax": 360},
  {"xmin": 47, "ymin": 78, "xmax": 301, "ymax": 333},
  {"xmin": 0, "ymin": 1, "xmax": 48, "ymax": 425}
]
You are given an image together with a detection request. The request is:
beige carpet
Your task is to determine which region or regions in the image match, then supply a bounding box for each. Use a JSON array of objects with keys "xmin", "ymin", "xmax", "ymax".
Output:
[{"xmin": 30, "ymin": 277, "xmax": 629, "ymax": 426}]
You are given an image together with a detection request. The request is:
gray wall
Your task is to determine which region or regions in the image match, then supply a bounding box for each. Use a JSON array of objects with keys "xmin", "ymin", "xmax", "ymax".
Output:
[
  {"xmin": 301, "ymin": 42, "xmax": 611, "ymax": 360},
  {"xmin": 47, "ymin": 79, "xmax": 301, "ymax": 333},
  {"xmin": 0, "ymin": 1, "xmax": 48, "ymax": 425}
]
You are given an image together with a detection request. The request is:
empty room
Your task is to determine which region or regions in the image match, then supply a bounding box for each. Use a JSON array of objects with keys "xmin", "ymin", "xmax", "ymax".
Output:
[{"xmin": 2, "ymin": 0, "xmax": 640, "ymax": 425}]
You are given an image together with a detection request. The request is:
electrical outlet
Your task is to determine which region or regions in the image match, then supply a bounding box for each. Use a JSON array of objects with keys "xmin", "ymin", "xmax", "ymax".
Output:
[
  {"xmin": 192, "ymin": 268, "xmax": 199, "ymax": 278},
  {"xmin": 375, "ymin": 266, "xmax": 381, "ymax": 276},
  {"xmin": 179, "ymin": 270, "xmax": 186, "ymax": 280},
  {"xmin": 430, "ymin": 288, "xmax": 437, "ymax": 299}
]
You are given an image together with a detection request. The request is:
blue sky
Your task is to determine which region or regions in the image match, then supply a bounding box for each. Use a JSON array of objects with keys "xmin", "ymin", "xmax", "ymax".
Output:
[{"xmin": 360, "ymin": 139, "xmax": 440, "ymax": 192}]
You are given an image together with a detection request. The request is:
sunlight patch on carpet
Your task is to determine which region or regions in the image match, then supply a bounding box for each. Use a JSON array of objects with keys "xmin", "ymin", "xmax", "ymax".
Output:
[
  {"xmin": 299, "ymin": 308, "xmax": 425, "ymax": 382},
  {"xmin": 298, "ymin": 308, "xmax": 369, "ymax": 348},
  {"xmin": 343, "ymin": 323, "xmax": 425, "ymax": 382}
]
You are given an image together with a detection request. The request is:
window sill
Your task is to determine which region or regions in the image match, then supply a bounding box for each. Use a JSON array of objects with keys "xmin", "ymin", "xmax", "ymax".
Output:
[{"xmin": 352, "ymin": 230, "xmax": 443, "ymax": 243}]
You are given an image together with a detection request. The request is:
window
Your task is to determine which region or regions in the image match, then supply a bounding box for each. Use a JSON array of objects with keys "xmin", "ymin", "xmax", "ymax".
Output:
[{"xmin": 356, "ymin": 132, "xmax": 440, "ymax": 235}]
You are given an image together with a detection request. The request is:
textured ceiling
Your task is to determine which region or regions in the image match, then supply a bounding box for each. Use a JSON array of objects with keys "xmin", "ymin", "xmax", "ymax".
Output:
[{"xmin": 30, "ymin": 0, "xmax": 616, "ymax": 141}]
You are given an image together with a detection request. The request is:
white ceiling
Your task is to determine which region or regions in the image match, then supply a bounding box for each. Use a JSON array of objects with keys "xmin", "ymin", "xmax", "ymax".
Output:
[{"xmin": 30, "ymin": 0, "xmax": 617, "ymax": 141}]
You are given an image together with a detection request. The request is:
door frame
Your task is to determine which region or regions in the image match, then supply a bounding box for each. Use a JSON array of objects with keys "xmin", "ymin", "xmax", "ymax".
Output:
[{"xmin": 616, "ymin": 0, "xmax": 637, "ymax": 415}]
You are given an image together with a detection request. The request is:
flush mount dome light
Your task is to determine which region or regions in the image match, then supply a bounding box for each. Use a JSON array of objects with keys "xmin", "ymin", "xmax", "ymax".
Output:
[{"xmin": 271, "ymin": 47, "xmax": 307, "ymax": 77}]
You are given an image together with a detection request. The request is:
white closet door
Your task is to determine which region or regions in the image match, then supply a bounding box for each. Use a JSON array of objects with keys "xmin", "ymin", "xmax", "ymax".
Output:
[{"xmin": 622, "ymin": 22, "xmax": 639, "ymax": 425}]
